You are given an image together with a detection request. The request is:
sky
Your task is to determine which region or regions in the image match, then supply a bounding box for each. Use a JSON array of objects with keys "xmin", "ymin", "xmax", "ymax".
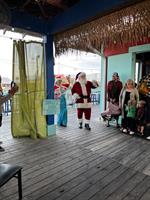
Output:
[
  {"xmin": 54, "ymin": 51, "xmax": 101, "ymax": 77},
  {"xmin": 0, "ymin": 37, "xmax": 13, "ymax": 80}
]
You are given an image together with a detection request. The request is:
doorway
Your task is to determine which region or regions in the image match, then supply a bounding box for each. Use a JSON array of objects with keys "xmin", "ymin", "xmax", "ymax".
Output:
[{"xmin": 135, "ymin": 52, "xmax": 150, "ymax": 84}]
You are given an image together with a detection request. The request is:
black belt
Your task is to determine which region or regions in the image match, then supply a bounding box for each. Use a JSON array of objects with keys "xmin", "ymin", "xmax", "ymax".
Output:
[{"xmin": 80, "ymin": 95, "xmax": 89, "ymax": 99}]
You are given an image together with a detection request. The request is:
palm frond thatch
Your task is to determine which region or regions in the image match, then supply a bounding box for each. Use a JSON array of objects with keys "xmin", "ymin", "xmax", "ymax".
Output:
[{"xmin": 54, "ymin": 0, "xmax": 150, "ymax": 56}]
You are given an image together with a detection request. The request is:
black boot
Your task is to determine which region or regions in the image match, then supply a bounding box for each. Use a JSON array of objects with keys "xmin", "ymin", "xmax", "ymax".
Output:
[
  {"xmin": 0, "ymin": 146, "xmax": 5, "ymax": 152},
  {"xmin": 79, "ymin": 122, "xmax": 83, "ymax": 129},
  {"xmin": 85, "ymin": 123, "xmax": 91, "ymax": 131}
]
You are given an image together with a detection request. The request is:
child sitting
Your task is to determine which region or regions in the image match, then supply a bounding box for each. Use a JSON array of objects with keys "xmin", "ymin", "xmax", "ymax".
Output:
[{"xmin": 101, "ymin": 99, "xmax": 121, "ymax": 127}]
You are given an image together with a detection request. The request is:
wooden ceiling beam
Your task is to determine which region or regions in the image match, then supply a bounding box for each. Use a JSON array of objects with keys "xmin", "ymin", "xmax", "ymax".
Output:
[
  {"xmin": 21, "ymin": 0, "xmax": 32, "ymax": 8},
  {"xmin": 45, "ymin": 0, "xmax": 68, "ymax": 10}
]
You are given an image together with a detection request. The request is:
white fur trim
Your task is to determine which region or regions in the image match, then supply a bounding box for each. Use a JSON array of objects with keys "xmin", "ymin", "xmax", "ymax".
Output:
[
  {"xmin": 85, "ymin": 119, "xmax": 90, "ymax": 124},
  {"xmin": 79, "ymin": 81, "xmax": 87, "ymax": 96},
  {"xmin": 77, "ymin": 103, "xmax": 92, "ymax": 108},
  {"xmin": 78, "ymin": 119, "xmax": 83, "ymax": 123}
]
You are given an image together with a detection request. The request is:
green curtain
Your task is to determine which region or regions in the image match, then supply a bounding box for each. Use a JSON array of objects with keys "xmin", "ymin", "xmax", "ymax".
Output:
[{"xmin": 11, "ymin": 40, "xmax": 47, "ymax": 139}]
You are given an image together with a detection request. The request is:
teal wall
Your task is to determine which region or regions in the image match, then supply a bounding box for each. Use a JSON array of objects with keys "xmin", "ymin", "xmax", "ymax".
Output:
[
  {"xmin": 107, "ymin": 53, "xmax": 134, "ymax": 86},
  {"xmin": 100, "ymin": 43, "xmax": 150, "ymax": 114},
  {"xmin": 129, "ymin": 44, "xmax": 150, "ymax": 53},
  {"xmin": 100, "ymin": 53, "xmax": 134, "ymax": 113}
]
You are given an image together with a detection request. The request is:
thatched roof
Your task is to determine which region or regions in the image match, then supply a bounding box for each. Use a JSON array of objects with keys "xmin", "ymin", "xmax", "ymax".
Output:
[{"xmin": 54, "ymin": 0, "xmax": 150, "ymax": 56}]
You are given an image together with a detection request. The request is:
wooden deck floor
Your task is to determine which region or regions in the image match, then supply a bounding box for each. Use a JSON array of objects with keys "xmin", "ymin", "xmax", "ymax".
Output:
[{"xmin": 1, "ymin": 105, "xmax": 150, "ymax": 200}]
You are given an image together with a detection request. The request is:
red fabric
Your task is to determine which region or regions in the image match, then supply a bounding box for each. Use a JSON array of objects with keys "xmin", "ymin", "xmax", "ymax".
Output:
[
  {"xmin": 54, "ymin": 83, "xmax": 69, "ymax": 99},
  {"xmin": 54, "ymin": 85, "xmax": 59, "ymax": 91},
  {"xmin": 72, "ymin": 81, "xmax": 96, "ymax": 103},
  {"xmin": 54, "ymin": 83, "xmax": 69, "ymax": 91},
  {"xmin": 104, "ymin": 38, "xmax": 150, "ymax": 57},
  {"xmin": 77, "ymin": 108, "xmax": 91, "ymax": 120},
  {"xmin": 107, "ymin": 80, "xmax": 122, "ymax": 102},
  {"xmin": 55, "ymin": 74, "xmax": 63, "ymax": 79},
  {"xmin": 61, "ymin": 83, "xmax": 69, "ymax": 90}
]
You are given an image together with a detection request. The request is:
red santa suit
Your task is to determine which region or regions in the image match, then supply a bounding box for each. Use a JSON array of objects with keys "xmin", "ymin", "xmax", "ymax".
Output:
[{"xmin": 72, "ymin": 72, "xmax": 98, "ymax": 130}]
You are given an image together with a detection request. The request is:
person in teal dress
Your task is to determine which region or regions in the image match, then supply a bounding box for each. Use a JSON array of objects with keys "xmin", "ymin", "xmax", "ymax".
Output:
[
  {"xmin": 57, "ymin": 88, "xmax": 67, "ymax": 127},
  {"xmin": 54, "ymin": 77, "xmax": 70, "ymax": 127}
]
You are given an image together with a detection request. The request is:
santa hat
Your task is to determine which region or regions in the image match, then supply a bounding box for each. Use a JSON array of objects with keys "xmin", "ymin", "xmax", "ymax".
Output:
[
  {"xmin": 75, "ymin": 72, "xmax": 86, "ymax": 80},
  {"xmin": 55, "ymin": 74, "xmax": 63, "ymax": 79},
  {"xmin": 75, "ymin": 72, "xmax": 82, "ymax": 81}
]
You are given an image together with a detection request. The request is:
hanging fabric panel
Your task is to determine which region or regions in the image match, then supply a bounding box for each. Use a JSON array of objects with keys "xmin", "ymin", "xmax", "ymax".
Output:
[{"xmin": 11, "ymin": 40, "xmax": 47, "ymax": 139}]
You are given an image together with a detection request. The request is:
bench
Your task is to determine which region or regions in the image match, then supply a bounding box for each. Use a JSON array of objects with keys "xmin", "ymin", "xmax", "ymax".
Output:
[
  {"xmin": 0, "ymin": 163, "xmax": 22, "ymax": 199},
  {"xmin": 91, "ymin": 93, "xmax": 100, "ymax": 104}
]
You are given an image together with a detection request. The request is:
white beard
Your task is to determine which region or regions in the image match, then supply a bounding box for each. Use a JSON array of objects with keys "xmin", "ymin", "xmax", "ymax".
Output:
[{"xmin": 79, "ymin": 79, "xmax": 87, "ymax": 85}]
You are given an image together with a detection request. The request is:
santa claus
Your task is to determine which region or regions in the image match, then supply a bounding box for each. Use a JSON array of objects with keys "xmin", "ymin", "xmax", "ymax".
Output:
[{"xmin": 72, "ymin": 72, "xmax": 99, "ymax": 130}]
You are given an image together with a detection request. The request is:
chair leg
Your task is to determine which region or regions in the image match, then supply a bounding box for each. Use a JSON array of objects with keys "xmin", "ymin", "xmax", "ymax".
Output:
[
  {"xmin": 116, "ymin": 116, "xmax": 120, "ymax": 128},
  {"xmin": 18, "ymin": 170, "xmax": 22, "ymax": 200},
  {"xmin": 107, "ymin": 119, "xmax": 110, "ymax": 127}
]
